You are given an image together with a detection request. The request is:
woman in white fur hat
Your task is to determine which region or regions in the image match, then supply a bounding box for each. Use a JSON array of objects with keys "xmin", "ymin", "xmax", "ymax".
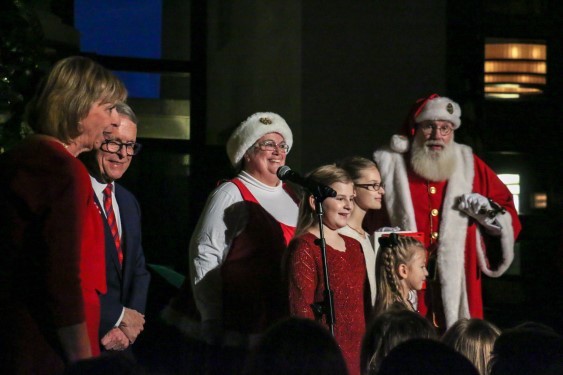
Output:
[{"xmin": 163, "ymin": 112, "xmax": 299, "ymax": 348}]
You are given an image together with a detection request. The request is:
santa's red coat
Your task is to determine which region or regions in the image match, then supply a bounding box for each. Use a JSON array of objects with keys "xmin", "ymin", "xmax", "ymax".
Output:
[{"xmin": 369, "ymin": 142, "xmax": 521, "ymax": 327}]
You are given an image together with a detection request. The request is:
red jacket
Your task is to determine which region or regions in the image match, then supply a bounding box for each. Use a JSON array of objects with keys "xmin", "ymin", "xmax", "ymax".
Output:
[{"xmin": 0, "ymin": 136, "xmax": 106, "ymax": 373}]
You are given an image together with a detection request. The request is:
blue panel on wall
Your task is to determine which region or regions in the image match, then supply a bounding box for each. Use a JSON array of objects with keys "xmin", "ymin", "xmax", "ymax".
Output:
[
  {"xmin": 114, "ymin": 71, "xmax": 161, "ymax": 99},
  {"xmin": 74, "ymin": 0, "xmax": 162, "ymax": 98}
]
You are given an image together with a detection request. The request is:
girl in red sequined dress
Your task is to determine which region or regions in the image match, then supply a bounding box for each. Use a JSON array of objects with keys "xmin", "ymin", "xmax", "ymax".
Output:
[{"xmin": 286, "ymin": 164, "xmax": 367, "ymax": 375}]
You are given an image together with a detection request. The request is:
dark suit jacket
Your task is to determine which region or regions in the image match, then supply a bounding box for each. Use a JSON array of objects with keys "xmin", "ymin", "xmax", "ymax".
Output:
[{"xmin": 95, "ymin": 183, "xmax": 151, "ymax": 339}]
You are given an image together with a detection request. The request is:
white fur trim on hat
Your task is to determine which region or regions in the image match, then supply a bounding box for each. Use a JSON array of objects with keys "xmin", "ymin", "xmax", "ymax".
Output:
[
  {"xmin": 226, "ymin": 112, "xmax": 293, "ymax": 167},
  {"xmin": 390, "ymin": 134, "xmax": 410, "ymax": 153},
  {"xmin": 415, "ymin": 96, "xmax": 461, "ymax": 129}
]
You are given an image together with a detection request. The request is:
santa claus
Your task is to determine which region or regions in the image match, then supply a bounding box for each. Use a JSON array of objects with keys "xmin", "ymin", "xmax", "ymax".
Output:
[{"xmin": 368, "ymin": 94, "xmax": 522, "ymax": 329}]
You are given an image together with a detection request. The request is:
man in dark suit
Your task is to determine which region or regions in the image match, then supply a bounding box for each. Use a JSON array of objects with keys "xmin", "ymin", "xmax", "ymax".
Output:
[{"xmin": 81, "ymin": 102, "xmax": 150, "ymax": 352}]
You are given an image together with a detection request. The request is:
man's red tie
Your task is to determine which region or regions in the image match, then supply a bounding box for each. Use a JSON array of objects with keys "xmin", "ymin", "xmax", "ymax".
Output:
[{"xmin": 103, "ymin": 184, "xmax": 123, "ymax": 266}]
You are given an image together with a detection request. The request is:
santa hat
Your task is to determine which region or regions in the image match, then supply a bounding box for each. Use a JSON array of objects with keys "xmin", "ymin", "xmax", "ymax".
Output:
[
  {"xmin": 415, "ymin": 96, "xmax": 461, "ymax": 129},
  {"xmin": 390, "ymin": 94, "xmax": 461, "ymax": 153},
  {"xmin": 226, "ymin": 112, "xmax": 293, "ymax": 167}
]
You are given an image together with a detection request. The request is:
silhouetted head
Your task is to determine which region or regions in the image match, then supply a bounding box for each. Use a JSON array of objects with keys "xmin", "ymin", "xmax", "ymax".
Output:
[
  {"xmin": 361, "ymin": 307, "xmax": 437, "ymax": 374},
  {"xmin": 243, "ymin": 317, "xmax": 348, "ymax": 375},
  {"xmin": 378, "ymin": 338, "xmax": 479, "ymax": 375},
  {"xmin": 489, "ymin": 322, "xmax": 563, "ymax": 375}
]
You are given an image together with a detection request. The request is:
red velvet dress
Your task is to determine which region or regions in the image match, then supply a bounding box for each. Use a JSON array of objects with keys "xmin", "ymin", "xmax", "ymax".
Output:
[
  {"xmin": 287, "ymin": 233, "xmax": 367, "ymax": 375},
  {"xmin": 0, "ymin": 136, "xmax": 106, "ymax": 373}
]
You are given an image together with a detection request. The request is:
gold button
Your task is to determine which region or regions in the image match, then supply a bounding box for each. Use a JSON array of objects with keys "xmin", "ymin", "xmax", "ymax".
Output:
[
  {"xmin": 429, "ymin": 186, "xmax": 437, "ymax": 194},
  {"xmin": 431, "ymin": 231, "xmax": 439, "ymax": 240},
  {"xmin": 431, "ymin": 209, "xmax": 439, "ymax": 216}
]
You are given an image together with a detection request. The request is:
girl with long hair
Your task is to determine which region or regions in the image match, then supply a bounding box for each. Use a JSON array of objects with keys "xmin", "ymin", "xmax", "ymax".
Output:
[
  {"xmin": 373, "ymin": 234, "xmax": 428, "ymax": 316},
  {"xmin": 286, "ymin": 164, "xmax": 367, "ymax": 375}
]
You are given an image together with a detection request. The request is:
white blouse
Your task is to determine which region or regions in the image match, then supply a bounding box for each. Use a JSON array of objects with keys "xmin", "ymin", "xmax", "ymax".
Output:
[{"xmin": 338, "ymin": 225, "xmax": 377, "ymax": 306}]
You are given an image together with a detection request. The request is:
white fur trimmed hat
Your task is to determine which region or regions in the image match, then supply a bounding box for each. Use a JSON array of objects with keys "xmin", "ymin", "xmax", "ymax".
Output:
[
  {"xmin": 226, "ymin": 112, "xmax": 293, "ymax": 167},
  {"xmin": 389, "ymin": 94, "xmax": 462, "ymax": 154},
  {"xmin": 414, "ymin": 96, "xmax": 461, "ymax": 129}
]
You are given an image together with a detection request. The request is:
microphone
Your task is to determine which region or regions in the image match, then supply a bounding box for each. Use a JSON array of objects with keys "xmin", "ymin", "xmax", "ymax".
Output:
[{"xmin": 277, "ymin": 166, "xmax": 337, "ymax": 199}]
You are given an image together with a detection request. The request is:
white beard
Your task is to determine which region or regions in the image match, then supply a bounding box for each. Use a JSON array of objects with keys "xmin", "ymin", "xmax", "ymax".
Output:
[{"xmin": 410, "ymin": 135, "xmax": 457, "ymax": 181}]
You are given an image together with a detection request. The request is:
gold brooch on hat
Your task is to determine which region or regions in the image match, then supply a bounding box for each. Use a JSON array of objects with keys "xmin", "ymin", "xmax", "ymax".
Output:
[
  {"xmin": 259, "ymin": 117, "xmax": 273, "ymax": 125},
  {"xmin": 446, "ymin": 103, "xmax": 454, "ymax": 114}
]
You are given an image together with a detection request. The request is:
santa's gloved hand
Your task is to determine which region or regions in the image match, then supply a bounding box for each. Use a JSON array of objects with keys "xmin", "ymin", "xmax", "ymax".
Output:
[{"xmin": 457, "ymin": 193, "xmax": 502, "ymax": 235}]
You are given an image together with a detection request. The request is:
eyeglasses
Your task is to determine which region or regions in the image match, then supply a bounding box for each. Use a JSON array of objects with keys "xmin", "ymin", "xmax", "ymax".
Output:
[
  {"xmin": 354, "ymin": 182, "xmax": 385, "ymax": 192},
  {"xmin": 255, "ymin": 140, "xmax": 290, "ymax": 153},
  {"xmin": 419, "ymin": 122, "xmax": 454, "ymax": 136},
  {"xmin": 101, "ymin": 140, "xmax": 142, "ymax": 156}
]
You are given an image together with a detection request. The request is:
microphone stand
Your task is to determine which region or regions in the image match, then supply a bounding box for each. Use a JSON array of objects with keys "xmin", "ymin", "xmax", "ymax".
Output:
[{"xmin": 310, "ymin": 190, "xmax": 336, "ymax": 336}]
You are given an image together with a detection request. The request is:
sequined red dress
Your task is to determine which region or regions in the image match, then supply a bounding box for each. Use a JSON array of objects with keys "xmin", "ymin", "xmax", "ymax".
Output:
[{"xmin": 287, "ymin": 232, "xmax": 367, "ymax": 375}]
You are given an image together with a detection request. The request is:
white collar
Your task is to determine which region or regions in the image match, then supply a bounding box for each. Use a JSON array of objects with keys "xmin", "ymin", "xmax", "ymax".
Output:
[
  {"xmin": 238, "ymin": 170, "xmax": 283, "ymax": 193},
  {"xmin": 90, "ymin": 176, "xmax": 114, "ymax": 197}
]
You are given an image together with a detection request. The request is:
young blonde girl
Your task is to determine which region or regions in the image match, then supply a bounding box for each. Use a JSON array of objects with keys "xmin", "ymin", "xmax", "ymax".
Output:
[
  {"xmin": 286, "ymin": 164, "xmax": 367, "ymax": 375},
  {"xmin": 373, "ymin": 234, "xmax": 428, "ymax": 316},
  {"xmin": 442, "ymin": 318, "xmax": 501, "ymax": 375}
]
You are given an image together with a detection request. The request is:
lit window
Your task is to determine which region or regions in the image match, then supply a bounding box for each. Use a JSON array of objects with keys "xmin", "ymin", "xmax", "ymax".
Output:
[
  {"xmin": 498, "ymin": 174, "xmax": 520, "ymax": 213},
  {"xmin": 484, "ymin": 39, "xmax": 547, "ymax": 99},
  {"xmin": 532, "ymin": 193, "xmax": 547, "ymax": 209}
]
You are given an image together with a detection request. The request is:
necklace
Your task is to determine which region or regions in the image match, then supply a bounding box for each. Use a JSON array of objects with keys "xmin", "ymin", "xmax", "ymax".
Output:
[
  {"xmin": 347, "ymin": 224, "xmax": 366, "ymax": 237},
  {"xmin": 54, "ymin": 138, "xmax": 70, "ymax": 150}
]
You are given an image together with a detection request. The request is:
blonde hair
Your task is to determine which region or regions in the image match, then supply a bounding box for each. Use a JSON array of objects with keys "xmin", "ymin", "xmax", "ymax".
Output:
[
  {"xmin": 442, "ymin": 318, "xmax": 501, "ymax": 375},
  {"xmin": 293, "ymin": 164, "xmax": 352, "ymax": 237},
  {"xmin": 374, "ymin": 234, "xmax": 426, "ymax": 315},
  {"xmin": 26, "ymin": 56, "xmax": 127, "ymax": 143}
]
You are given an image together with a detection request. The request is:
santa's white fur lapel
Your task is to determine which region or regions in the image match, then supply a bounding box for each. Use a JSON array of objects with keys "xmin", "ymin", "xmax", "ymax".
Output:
[
  {"xmin": 373, "ymin": 148, "xmax": 416, "ymax": 231},
  {"xmin": 435, "ymin": 143, "xmax": 473, "ymax": 326}
]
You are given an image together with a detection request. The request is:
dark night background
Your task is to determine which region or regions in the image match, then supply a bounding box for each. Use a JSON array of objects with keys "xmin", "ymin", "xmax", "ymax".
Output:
[{"xmin": 1, "ymin": 0, "xmax": 561, "ymax": 338}]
